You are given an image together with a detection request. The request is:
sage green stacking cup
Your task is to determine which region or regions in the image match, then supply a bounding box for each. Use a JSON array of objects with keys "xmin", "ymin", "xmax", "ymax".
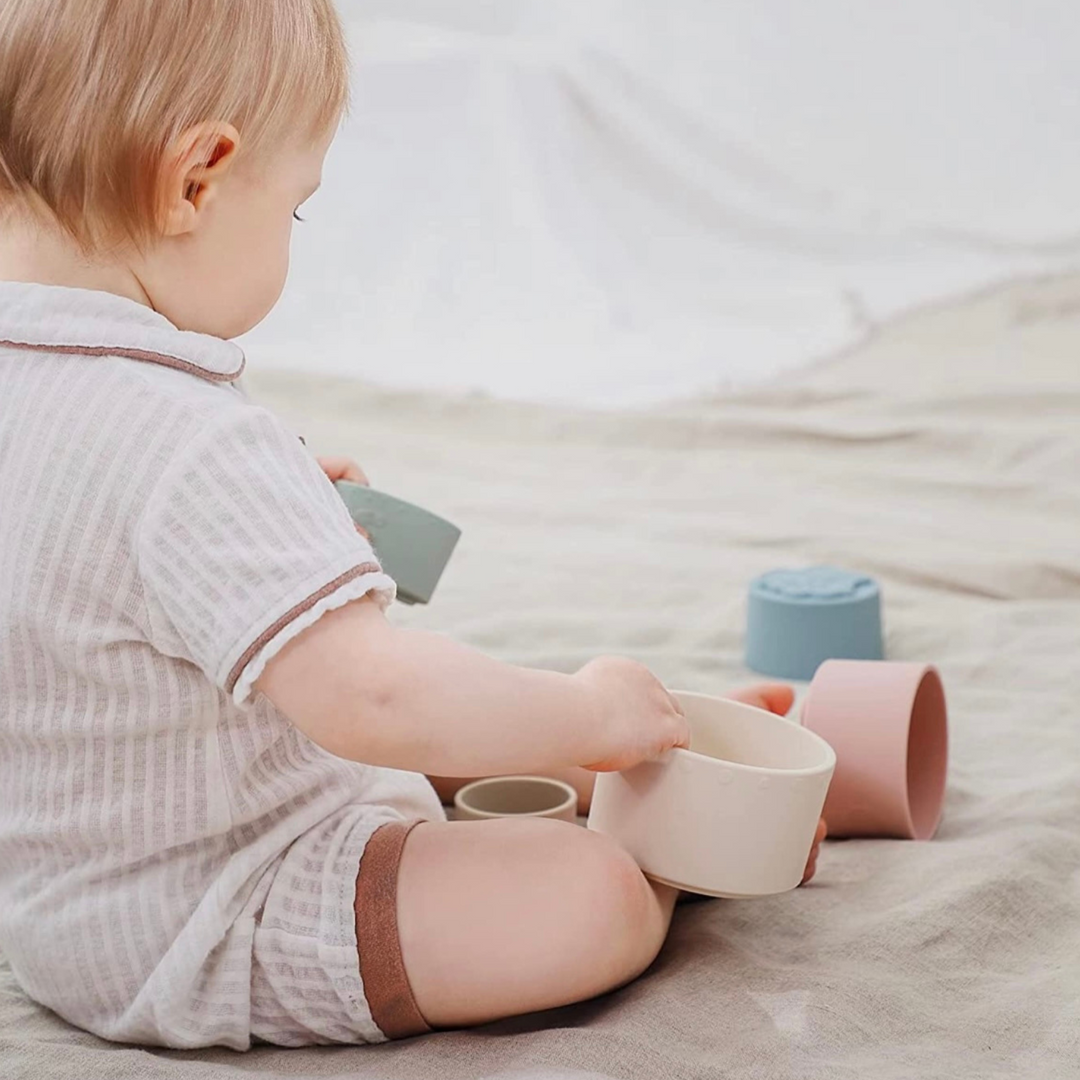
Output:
[{"xmin": 335, "ymin": 481, "xmax": 461, "ymax": 605}]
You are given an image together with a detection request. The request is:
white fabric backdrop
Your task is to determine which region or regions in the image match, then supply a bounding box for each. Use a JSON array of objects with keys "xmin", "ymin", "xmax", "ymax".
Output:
[{"xmin": 241, "ymin": 0, "xmax": 1080, "ymax": 405}]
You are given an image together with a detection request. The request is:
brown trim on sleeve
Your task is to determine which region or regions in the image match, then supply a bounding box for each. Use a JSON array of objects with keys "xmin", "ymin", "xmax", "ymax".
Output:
[
  {"xmin": 355, "ymin": 820, "xmax": 432, "ymax": 1039},
  {"xmin": 0, "ymin": 338, "xmax": 245, "ymax": 383},
  {"xmin": 224, "ymin": 562, "xmax": 383, "ymax": 694}
]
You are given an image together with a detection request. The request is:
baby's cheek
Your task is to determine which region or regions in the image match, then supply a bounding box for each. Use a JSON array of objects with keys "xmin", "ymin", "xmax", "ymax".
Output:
[
  {"xmin": 263, "ymin": 244, "xmax": 291, "ymax": 313},
  {"xmin": 236, "ymin": 237, "xmax": 291, "ymax": 335}
]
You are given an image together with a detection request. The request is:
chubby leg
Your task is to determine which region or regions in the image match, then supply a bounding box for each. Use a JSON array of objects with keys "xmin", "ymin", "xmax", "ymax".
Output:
[{"xmin": 394, "ymin": 818, "xmax": 678, "ymax": 1030}]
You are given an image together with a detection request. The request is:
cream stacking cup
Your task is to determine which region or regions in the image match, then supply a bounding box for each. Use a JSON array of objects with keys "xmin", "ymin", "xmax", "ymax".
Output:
[{"xmin": 588, "ymin": 692, "xmax": 835, "ymax": 899}]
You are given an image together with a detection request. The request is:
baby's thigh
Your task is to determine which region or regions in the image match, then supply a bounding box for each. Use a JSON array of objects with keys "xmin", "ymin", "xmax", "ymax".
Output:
[{"xmin": 394, "ymin": 818, "xmax": 662, "ymax": 1030}]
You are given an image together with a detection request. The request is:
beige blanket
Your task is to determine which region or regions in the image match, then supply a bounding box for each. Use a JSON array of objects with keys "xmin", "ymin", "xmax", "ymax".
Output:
[{"xmin": 3, "ymin": 274, "xmax": 1079, "ymax": 1079}]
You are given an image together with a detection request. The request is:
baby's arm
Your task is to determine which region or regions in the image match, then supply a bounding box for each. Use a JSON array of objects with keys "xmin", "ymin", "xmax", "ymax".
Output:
[
  {"xmin": 428, "ymin": 682, "xmax": 826, "ymax": 885},
  {"xmin": 255, "ymin": 597, "xmax": 687, "ymax": 779}
]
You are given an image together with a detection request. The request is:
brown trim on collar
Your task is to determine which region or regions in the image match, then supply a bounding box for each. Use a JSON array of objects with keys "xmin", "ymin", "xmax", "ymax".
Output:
[
  {"xmin": 226, "ymin": 562, "xmax": 384, "ymax": 695},
  {"xmin": 0, "ymin": 338, "xmax": 245, "ymax": 383}
]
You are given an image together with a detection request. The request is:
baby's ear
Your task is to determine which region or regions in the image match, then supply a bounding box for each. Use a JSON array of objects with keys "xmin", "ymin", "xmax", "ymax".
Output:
[{"xmin": 160, "ymin": 121, "xmax": 240, "ymax": 237}]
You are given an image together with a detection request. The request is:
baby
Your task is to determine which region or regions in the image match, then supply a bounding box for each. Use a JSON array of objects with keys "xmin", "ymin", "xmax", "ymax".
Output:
[{"xmin": 0, "ymin": 0, "xmax": 824, "ymax": 1051}]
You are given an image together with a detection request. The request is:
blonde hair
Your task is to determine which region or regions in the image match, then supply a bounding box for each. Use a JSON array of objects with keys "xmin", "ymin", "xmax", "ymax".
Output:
[{"xmin": 0, "ymin": 0, "xmax": 349, "ymax": 251}]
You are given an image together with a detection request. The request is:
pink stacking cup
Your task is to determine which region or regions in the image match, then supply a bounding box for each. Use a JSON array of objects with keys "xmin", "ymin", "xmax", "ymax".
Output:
[{"xmin": 801, "ymin": 660, "xmax": 948, "ymax": 840}]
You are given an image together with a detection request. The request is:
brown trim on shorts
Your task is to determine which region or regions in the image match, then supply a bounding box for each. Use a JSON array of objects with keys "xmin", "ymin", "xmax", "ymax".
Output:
[
  {"xmin": 0, "ymin": 338, "xmax": 245, "ymax": 383},
  {"xmin": 224, "ymin": 562, "xmax": 383, "ymax": 695},
  {"xmin": 355, "ymin": 820, "xmax": 432, "ymax": 1039}
]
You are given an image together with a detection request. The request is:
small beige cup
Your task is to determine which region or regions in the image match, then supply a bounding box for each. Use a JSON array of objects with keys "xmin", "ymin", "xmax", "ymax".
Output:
[{"xmin": 454, "ymin": 776, "xmax": 579, "ymax": 823}]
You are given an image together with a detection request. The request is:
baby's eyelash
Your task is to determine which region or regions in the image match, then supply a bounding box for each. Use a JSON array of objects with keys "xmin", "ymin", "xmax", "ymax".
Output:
[{"xmin": 293, "ymin": 210, "xmax": 305, "ymax": 222}]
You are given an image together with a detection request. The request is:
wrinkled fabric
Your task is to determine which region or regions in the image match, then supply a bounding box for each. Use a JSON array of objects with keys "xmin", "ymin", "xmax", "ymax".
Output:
[{"xmin": 2, "ymin": 272, "xmax": 1079, "ymax": 1076}]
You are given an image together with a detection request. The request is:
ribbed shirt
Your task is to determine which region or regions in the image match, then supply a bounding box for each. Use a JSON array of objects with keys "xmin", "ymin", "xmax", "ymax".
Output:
[{"xmin": 0, "ymin": 282, "xmax": 442, "ymax": 1048}]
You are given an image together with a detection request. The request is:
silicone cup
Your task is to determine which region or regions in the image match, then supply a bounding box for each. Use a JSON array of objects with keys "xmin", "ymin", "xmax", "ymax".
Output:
[
  {"xmin": 587, "ymin": 693, "xmax": 835, "ymax": 899},
  {"xmin": 800, "ymin": 660, "xmax": 948, "ymax": 840},
  {"xmin": 335, "ymin": 481, "xmax": 461, "ymax": 605},
  {"xmin": 746, "ymin": 566, "xmax": 884, "ymax": 681},
  {"xmin": 454, "ymin": 777, "xmax": 579, "ymax": 824}
]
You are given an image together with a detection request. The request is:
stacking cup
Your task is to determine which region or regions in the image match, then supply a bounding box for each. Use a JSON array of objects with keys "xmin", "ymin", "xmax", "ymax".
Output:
[
  {"xmin": 801, "ymin": 660, "xmax": 948, "ymax": 839},
  {"xmin": 335, "ymin": 481, "xmax": 461, "ymax": 605},
  {"xmin": 454, "ymin": 777, "xmax": 579, "ymax": 824},
  {"xmin": 588, "ymin": 692, "xmax": 835, "ymax": 899},
  {"xmin": 746, "ymin": 566, "xmax": 884, "ymax": 680}
]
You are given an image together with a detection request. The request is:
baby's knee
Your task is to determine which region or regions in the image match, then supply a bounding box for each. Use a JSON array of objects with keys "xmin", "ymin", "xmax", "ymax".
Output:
[
  {"xmin": 575, "ymin": 829, "xmax": 652, "ymax": 919},
  {"xmin": 547, "ymin": 825, "xmax": 665, "ymax": 987}
]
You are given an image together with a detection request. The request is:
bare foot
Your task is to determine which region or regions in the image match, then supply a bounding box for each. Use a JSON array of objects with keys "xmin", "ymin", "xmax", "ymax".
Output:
[{"xmin": 724, "ymin": 681, "xmax": 796, "ymax": 716}]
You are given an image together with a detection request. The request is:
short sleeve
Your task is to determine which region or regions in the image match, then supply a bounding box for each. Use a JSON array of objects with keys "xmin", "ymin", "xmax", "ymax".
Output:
[{"xmin": 136, "ymin": 406, "xmax": 395, "ymax": 705}]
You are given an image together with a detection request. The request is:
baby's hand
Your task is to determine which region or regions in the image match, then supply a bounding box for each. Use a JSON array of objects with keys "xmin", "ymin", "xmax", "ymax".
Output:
[
  {"xmin": 318, "ymin": 456, "xmax": 371, "ymax": 538},
  {"xmin": 802, "ymin": 817, "xmax": 827, "ymax": 885},
  {"xmin": 317, "ymin": 455, "xmax": 369, "ymax": 486},
  {"xmin": 575, "ymin": 657, "xmax": 690, "ymax": 773}
]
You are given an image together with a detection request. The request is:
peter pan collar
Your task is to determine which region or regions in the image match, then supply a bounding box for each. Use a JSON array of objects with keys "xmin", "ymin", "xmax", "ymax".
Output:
[{"xmin": 0, "ymin": 280, "xmax": 245, "ymax": 383}]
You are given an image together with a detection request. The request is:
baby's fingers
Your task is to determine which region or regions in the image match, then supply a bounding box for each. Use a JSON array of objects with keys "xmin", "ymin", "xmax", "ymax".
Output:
[
  {"xmin": 665, "ymin": 691, "xmax": 690, "ymax": 749},
  {"xmin": 800, "ymin": 818, "xmax": 828, "ymax": 885},
  {"xmin": 317, "ymin": 455, "xmax": 369, "ymax": 485}
]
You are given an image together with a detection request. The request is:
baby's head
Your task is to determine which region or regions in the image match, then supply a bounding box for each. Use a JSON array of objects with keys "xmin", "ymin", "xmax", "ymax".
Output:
[{"xmin": 0, "ymin": 0, "xmax": 348, "ymax": 337}]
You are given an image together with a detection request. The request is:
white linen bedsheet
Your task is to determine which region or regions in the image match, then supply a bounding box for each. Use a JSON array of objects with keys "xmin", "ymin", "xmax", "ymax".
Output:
[{"xmin": 2, "ymin": 272, "xmax": 1078, "ymax": 1079}]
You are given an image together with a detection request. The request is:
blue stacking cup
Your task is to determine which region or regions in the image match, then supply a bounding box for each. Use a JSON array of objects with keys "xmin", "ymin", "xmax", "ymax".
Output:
[{"xmin": 745, "ymin": 566, "xmax": 884, "ymax": 681}]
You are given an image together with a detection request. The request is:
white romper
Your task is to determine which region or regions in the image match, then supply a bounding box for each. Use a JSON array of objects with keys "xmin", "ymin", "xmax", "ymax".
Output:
[{"xmin": 0, "ymin": 282, "xmax": 446, "ymax": 1049}]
